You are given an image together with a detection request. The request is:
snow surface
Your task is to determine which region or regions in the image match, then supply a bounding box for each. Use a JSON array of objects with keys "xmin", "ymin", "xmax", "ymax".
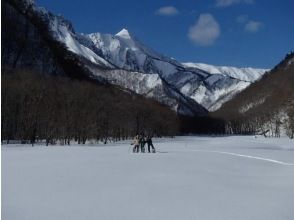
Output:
[
  {"xmin": 51, "ymin": 22, "xmax": 111, "ymax": 67},
  {"xmin": 182, "ymin": 62, "xmax": 269, "ymax": 82},
  {"xmin": 116, "ymin": 28, "xmax": 132, "ymax": 39},
  {"xmin": 93, "ymin": 69, "xmax": 162, "ymax": 95},
  {"xmin": 2, "ymin": 136, "xmax": 294, "ymax": 220},
  {"xmin": 287, "ymin": 57, "xmax": 294, "ymax": 67},
  {"xmin": 87, "ymin": 30, "xmax": 180, "ymax": 73}
]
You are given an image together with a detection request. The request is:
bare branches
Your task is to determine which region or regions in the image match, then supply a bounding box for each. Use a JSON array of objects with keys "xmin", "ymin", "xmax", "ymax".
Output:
[{"xmin": 1, "ymin": 69, "xmax": 179, "ymax": 145}]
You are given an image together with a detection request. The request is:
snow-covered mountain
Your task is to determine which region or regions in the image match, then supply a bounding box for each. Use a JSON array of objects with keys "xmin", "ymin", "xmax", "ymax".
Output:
[
  {"xmin": 181, "ymin": 63, "xmax": 268, "ymax": 110},
  {"xmin": 6, "ymin": 0, "xmax": 269, "ymax": 115},
  {"xmin": 86, "ymin": 29, "xmax": 181, "ymax": 74},
  {"xmin": 84, "ymin": 29, "xmax": 269, "ymax": 111},
  {"xmin": 182, "ymin": 63, "xmax": 266, "ymax": 82}
]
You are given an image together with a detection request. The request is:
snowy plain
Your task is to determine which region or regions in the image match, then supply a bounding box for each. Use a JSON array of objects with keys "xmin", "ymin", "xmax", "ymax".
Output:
[{"xmin": 2, "ymin": 136, "xmax": 294, "ymax": 220}]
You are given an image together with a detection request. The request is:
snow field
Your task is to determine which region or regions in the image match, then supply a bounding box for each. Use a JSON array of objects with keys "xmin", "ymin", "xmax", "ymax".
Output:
[{"xmin": 2, "ymin": 136, "xmax": 294, "ymax": 220}]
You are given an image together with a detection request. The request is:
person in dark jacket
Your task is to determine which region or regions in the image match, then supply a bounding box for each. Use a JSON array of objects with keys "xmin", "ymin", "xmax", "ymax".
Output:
[
  {"xmin": 139, "ymin": 134, "xmax": 146, "ymax": 153},
  {"xmin": 146, "ymin": 136, "xmax": 155, "ymax": 153}
]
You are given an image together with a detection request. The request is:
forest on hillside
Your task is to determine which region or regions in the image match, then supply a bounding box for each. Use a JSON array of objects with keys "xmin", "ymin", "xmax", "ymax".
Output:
[
  {"xmin": 1, "ymin": 69, "xmax": 179, "ymax": 145},
  {"xmin": 211, "ymin": 53, "xmax": 294, "ymax": 138}
]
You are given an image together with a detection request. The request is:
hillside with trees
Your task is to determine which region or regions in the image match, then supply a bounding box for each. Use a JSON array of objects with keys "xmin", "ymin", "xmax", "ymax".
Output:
[
  {"xmin": 211, "ymin": 52, "xmax": 294, "ymax": 138},
  {"xmin": 2, "ymin": 69, "xmax": 179, "ymax": 145}
]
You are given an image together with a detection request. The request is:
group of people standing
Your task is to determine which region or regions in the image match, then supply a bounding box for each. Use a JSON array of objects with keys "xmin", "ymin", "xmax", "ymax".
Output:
[{"xmin": 131, "ymin": 135, "xmax": 156, "ymax": 153}]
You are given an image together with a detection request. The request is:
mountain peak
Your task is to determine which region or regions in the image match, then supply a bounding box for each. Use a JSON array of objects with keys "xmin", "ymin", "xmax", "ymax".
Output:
[{"xmin": 115, "ymin": 28, "xmax": 131, "ymax": 39}]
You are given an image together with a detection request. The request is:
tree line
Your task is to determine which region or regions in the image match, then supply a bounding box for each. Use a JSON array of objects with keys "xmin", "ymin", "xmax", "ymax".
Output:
[{"xmin": 1, "ymin": 69, "xmax": 179, "ymax": 145}]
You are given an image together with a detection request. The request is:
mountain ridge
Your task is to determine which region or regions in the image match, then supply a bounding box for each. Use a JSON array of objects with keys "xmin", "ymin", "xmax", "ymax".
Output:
[
  {"xmin": 84, "ymin": 28, "xmax": 268, "ymax": 112},
  {"xmin": 212, "ymin": 52, "xmax": 294, "ymax": 137},
  {"xmin": 3, "ymin": 0, "xmax": 269, "ymax": 115}
]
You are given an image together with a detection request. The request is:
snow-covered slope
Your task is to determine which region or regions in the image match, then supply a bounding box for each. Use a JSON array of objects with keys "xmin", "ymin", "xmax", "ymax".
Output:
[
  {"xmin": 89, "ymin": 68, "xmax": 207, "ymax": 116},
  {"xmin": 182, "ymin": 63, "xmax": 269, "ymax": 110},
  {"xmin": 183, "ymin": 62, "xmax": 267, "ymax": 82},
  {"xmin": 19, "ymin": 0, "xmax": 269, "ymax": 114},
  {"xmin": 86, "ymin": 29, "xmax": 181, "ymax": 76},
  {"xmin": 86, "ymin": 29, "xmax": 268, "ymax": 111}
]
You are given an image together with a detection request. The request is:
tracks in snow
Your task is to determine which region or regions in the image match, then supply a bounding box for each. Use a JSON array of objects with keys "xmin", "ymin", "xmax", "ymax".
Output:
[{"xmin": 188, "ymin": 149, "xmax": 294, "ymax": 166}]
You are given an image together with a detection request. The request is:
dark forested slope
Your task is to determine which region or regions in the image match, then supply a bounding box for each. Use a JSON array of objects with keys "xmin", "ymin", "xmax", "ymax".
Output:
[
  {"xmin": 1, "ymin": 70, "xmax": 179, "ymax": 144},
  {"xmin": 212, "ymin": 52, "xmax": 294, "ymax": 138}
]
